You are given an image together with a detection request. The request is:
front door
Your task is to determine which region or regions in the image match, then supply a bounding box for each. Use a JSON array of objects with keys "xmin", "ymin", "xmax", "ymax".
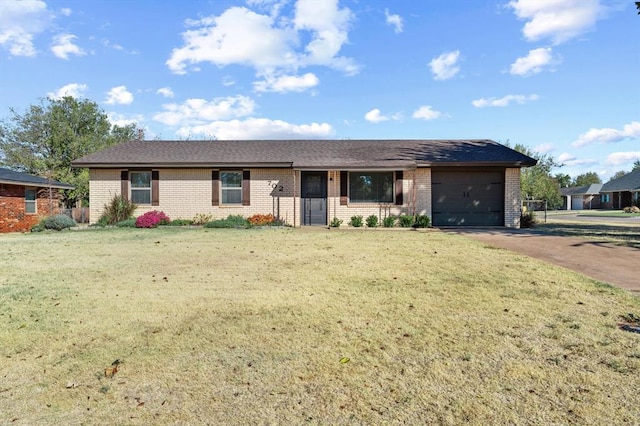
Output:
[{"xmin": 301, "ymin": 171, "xmax": 327, "ymax": 226}]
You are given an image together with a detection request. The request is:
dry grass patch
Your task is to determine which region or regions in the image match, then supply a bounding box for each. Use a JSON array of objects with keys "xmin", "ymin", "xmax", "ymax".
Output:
[
  {"xmin": 534, "ymin": 221, "xmax": 640, "ymax": 249},
  {"xmin": 1, "ymin": 228, "xmax": 639, "ymax": 424}
]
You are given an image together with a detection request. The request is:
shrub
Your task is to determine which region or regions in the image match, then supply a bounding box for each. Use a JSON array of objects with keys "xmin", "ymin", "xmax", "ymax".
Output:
[
  {"xmin": 399, "ymin": 215, "xmax": 414, "ymax": 228},
  {"xmin": 204, "ymin": 215, "xmax": 250, "ymax": 228},
  {"xmin": 623, "ymin": 206, "xmax": 640, "ymax": 213},
  {"xmin": 366, "ymin": 215, "xmax": 379, "ymax": 228},
  {"xmin": 330, "ymin": 217, "xmax": 343, "ymax": 227},
  {"xmin": 167, "ymin": 219, "xmax": 193, "ymax": 226},
  {"xmin": 520, "ymin": 211, "xmax": 536, "ymax": 228},
  {"xmin": 413, "ymin": 215, "xmax": 431, "ymax": 228},
  {"xmin": 135, "ymin": 210, "xmax": 170, "ymax": 228},
  {"xmin": 248, "ymin": 213, "xmax": 277, "ymax": 226},
  {"xmin": 30, "ymin": 220, "xmax": 46, "ymax": 232},
  {"xmin": 98, "ymin": 195, "xmax": 137, "ymax": 226},
  {"xmin": 44, "ymin": 214, "xmax": 76, "ymax": 231},
  {"xmin": 192, "ymin": 213, "xmax": 213, "ymax": 225},
  {"xmin": 115, "ymin": 218, "xmax": 137, "ymax": 228},
  {"xmin": 349, "ymin": 215, "xmax": 363, "ymax": 227},
  {"xmin": 382, "ymin": 216, "xmax": 396, "ymax": 228}
]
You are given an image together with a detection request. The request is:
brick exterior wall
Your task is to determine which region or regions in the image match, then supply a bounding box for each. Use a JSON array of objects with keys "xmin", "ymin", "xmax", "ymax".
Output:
[
  {"xmin": 89, "ymin": 167, "xmax": 521, "ymax": 228},
  {"xmin": 504, "ymin": 168, "xmax": 521, "ymax": 228},
  {"xmin": 0, "ymin": 184, "xmax": 60, "ymax": 233}
]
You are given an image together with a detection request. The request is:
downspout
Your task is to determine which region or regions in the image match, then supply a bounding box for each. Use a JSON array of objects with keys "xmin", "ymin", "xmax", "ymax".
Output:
[{"xmin": 293, "ymin": 170, "xmax": 297, "ymax": 227}]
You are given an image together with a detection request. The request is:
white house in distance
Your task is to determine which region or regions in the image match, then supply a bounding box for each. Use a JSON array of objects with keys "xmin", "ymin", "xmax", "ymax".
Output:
[{"xmin": 72, "ymin": 139, "xmax": 537, "ymax": 228}]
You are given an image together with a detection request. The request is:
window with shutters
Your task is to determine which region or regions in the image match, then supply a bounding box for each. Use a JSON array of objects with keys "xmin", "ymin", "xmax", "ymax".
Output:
[
  {"xmin": 130, "ymin": 171, "xmax": 151, "ymax": 204},
  {"xmin": 221, "ymin": 171, "xmax": 243, "ymax": 205},
  {"xmin": 349, "ymin": 172, "xmax": 394, "ymax": 203}
]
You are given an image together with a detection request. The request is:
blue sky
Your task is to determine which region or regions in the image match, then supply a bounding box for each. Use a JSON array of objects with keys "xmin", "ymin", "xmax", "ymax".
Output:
[{"xmin": 0, "ymin": 0, "xmax": 638, "ymax": 181}]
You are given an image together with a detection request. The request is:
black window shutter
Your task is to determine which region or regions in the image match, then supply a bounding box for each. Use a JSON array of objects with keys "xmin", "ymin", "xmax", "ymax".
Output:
[
  {"xmin": 120, "ymin": 171, "xmax": 129, "ymax": 201},
  {"xmin": 242, "ymin": 170, "xmax": 251, "ymax": 206},
  {"xmin": 151, "ymin": 171, "xmax": 160, "ymax": 206},
  {"xmin": 395, "ymin": 171, "xmax": 403, "ymax": 205},
  {"xmin": 340, "ymin": 171, "xmax": 348, "ymax": 205},
  {"xmin": 212, "ymin": 170, "xmax": 219, "ymax": 206}
]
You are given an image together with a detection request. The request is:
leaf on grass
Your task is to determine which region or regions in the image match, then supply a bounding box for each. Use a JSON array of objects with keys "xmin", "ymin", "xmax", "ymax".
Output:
[
  {"xmin": 339, "ymin": 357, "xmax": 350, "ymax": 364},
  {"xmin": 104, "ymin": 366, "xmax": 118, "ymax": 378},
  {"xmin": 66, "ymin": 382, "xmax": 77, "ymax": 389}
]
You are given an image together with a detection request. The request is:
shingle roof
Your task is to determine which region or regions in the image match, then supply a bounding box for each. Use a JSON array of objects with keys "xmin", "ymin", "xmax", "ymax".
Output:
[
  {"xmin": 72, "ymin": 139, "xmax": 537, "ymax": 169},
  {"xmin": 601, "ymin": 169, "xmax": 640, "ymax": 192},
  {"xmin": 560, "ymin": 184, "xmax": 603, "ymax": 196},
  {"xmin": 0, "ymin": 167, "xmax": 75, "ymax": 189}
]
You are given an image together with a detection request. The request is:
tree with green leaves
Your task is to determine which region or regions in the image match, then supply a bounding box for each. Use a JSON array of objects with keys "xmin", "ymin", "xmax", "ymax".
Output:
[
  {"xmin": 554, "ymin": 173, "xmax": 572, "ymax": 188},
  {"xmin": 0, "ymin": 97, "xmax": 140, "ymax": 207},
  {"xmin": 514, "ymin": 144, "xmax": 562, "ymax": 209},
  {"xmin": 633, "ymin": 159, "xmax": 640, "ymax": 171},
  {"xmin": 573, "ymin": 172, "xmax": 601, "ymax": 187}
]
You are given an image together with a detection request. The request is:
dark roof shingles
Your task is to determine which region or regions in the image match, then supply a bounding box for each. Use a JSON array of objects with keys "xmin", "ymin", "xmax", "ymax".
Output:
[
  {"xmin": 72, "ymin": 139, "xmax": 537, "ymax": 168},
  {"xmin": 0, "ymin": 167, "xmax": 74, "ymax": 189},
  {"xmin": 601, "ymin": 169, "xmax": 640, "ymax": 192}
]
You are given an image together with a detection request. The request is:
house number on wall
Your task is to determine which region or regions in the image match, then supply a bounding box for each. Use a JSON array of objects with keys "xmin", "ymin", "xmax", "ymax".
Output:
[{"xmin": 267, "ymin": 181, "xmax": 284, "ymax": 192}]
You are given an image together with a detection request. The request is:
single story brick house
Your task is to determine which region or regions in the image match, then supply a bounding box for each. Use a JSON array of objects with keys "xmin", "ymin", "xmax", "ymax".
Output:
[
  {"xmin": 71, "ymin": 139, "xmax": 536, "ymax": 228},
  {"xmin": 600, "ymin": 169, "xmax": 640, "ymax": 209},
  {"xmin": 0, "ymin": 167, "xmax": 74, "ymax": 233},
  {"xmin": 560, "ymin": 184, "xmax": 603, "ymax": 210}
]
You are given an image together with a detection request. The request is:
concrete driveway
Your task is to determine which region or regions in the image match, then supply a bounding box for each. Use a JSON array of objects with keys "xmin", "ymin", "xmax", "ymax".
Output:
[{"xmin": 447, "ymin": 228, "xmax": 640, "ymax": 294}]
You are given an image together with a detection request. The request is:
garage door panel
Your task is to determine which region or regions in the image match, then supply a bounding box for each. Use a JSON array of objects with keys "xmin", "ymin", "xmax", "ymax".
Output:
[{"xmin": 432, "ymin": 171, "xmax": 504, "ymax": 226}]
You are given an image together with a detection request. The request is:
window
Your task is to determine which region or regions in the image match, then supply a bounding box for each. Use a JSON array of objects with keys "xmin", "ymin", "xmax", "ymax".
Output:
[
  {"xmin": 349, "ymin": 172, "xmax": 393, "ymax": 203},
  {"xmin": 600, "ymin": 193, "xmax": 610, "ymax": 203},
  {"xmin": 130, "ymin": 171, "xmax": 151, "ymax": 204},
  {"xmin": 221, "ymin": 171, "xmax": 242, "ymax": 205},
  {"xmin": 25, "ymin": 188, "xmax": 37, "ymax": 214}
]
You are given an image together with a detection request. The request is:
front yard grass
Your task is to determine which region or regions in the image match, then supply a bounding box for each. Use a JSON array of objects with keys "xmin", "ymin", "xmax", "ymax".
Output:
[
  {"xmin": 1, "ymin": 228, "xmax": 639, "ymax": 424},
  {"xmin": 534, "ymin": 220, "xmax": 640, "ymax": 249}
]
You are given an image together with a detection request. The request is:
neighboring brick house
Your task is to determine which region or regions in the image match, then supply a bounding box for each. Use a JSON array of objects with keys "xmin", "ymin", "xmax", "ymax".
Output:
[
  {"xmin": 560, "ymin": 184, "xmax": 603, "ymax": 210},
  {"xmin": 0, "ymin": 167, "xmax": 74, "ymax": 233},
  {"xmin": 600, "ymin": 169, "xmax": 640, "ymax": 209},
  {"xmin": 72, "ymin": 139, "xmax": 537, "ymax": 228}
]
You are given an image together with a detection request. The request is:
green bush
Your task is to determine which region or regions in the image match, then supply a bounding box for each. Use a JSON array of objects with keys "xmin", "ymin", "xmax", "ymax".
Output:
[
  {"xmin": 520, "ymin": 212, "xmax": 536, "ymax": 228},
  {"xmin": 30, "ymin": 220, "xmax": 46, "ymax": 232},
  {"xmin": 44, "ymin": 214, "xmax": 76, "ymax": 231},
  {"xmin": 330, "ymin": 217, "xmax": 343, "ymax": 227},
  {"xmin": 167, "ymin": 219, "xmax": 194, "ymax": 226},
  {"xmin": 399, "ymin": 215, "xmax": 414, "ymax": 228},
  {"xmin": 98, "ymin": 195, "xmax": 137, "ymax": 226},
  {"xmin": 349, "ymin": 215, "xmax": 363, "ymax": 227},
  {"xmin": 115, "ymin": 218, "xmax": 137, "ymax": 227},
  {"xmin": 366, "ymin": 215, "xmax": 378, "ymax": 228},
  {"xmin": 204, "ymin": 215, "xmax": 250, "ymax": 228},
  {"xmin": 413, "ymin": 215, "xmax": 431, "ymax": 228},
  {"xmin": 382, "ymin": 216, "xmax": 396, "ymax": 228}
]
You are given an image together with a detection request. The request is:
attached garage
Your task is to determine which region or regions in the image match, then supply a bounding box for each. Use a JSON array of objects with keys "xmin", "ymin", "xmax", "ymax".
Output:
[{"xmin": 432, "ymin": 170, "xmax": 504, "ymax": 226}]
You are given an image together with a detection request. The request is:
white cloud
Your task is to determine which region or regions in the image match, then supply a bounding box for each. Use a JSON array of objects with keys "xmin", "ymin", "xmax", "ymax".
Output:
[
  {"xmin": 412, "ymin": 105, "xmax": 443, "ymax": 121},
  {"xmin": 156, "ymin": 87, "xmax": 175, "ymax": 98},
  {"xmin": 429, "ymin": 50, "xmax": 460, "ymax": 81},
  {"xmin": 572, "ymin": 121, "xmax": 640, "ymax": 147},
  {"xmin": 222, "ymin": 76, "xmax": 236, "ymax": 86},
  {"xmin": 533, "ymin": 143, "xmax": 554, "ymax": 154},
  {"xmin": 557, "ymin": 152, "xmax": 598, "ymax": 167},
  {"xmin": 385, "ymin": 9, "xmax": 403, "ymax": 33},
  {"xmin": 510, "ymin": 47, "xmax": 558, "ymax": 76},
  {"xmin": 0, "ymin": 0, "xmax": 52, "ymax": 57},
  {"xmin": 508, "ymin": 0, "xmax": 604, "ymax": 44},
  {"xmin": 153, "ymin": 96, "xmax": 256, "ymax": 126},
  {"xmin": 606, "ymin": 151, "xmax": 640, "ymax": 166},
  {"xmin": 472, "ymin": 94, "xmax": 539, "ymax": 108},
  {"xmin": 107, "ymin": 112, "xmax": 144, "ymax": 128},
  {"xmin": 105, "ymin": 86, "xmax": 134, "ymax": 105},
  {"xmin": 254, "ymin": 72, "xmax": 319, "ymax": 93},
  {"xmin": 175, "ymin": 117, "xmax": 334, "ymax": 140},
  {"xmin": 364, "ymin": 109, "xmax": 389, "ymax": 123},
  {"xmin": 51, "ymin": 33, "xmax": 85, "ymax": 59},
  {"xmin": 166, "ymin": 2, "xmax": 358, "ymax": 78},
  {"xmin": 59, "ymin": 8, "xmax": 72, "ymax": 17},
  {"xmin": 47, "ymin": 83, "xmax": 88, "ymax": 99}
]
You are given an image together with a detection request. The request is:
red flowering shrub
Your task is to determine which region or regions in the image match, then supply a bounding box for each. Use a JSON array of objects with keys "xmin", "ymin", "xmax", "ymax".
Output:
[
  {"xmin": 135, "ymin": 210, "xmax": 171, "ymax": 228},
  {"xmin": 248, "ymin": 213, "xmax": 276, "ymax": 226}
]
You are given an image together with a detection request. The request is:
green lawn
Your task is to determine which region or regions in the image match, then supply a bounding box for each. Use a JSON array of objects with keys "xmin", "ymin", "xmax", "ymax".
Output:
[
  {"xmin": 577, "ymin": 210, "xmax": 640, "ymax": 218},
  {"xmin": 1, "ymin": 228, "xmax": 639, "ymax": 424}
]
